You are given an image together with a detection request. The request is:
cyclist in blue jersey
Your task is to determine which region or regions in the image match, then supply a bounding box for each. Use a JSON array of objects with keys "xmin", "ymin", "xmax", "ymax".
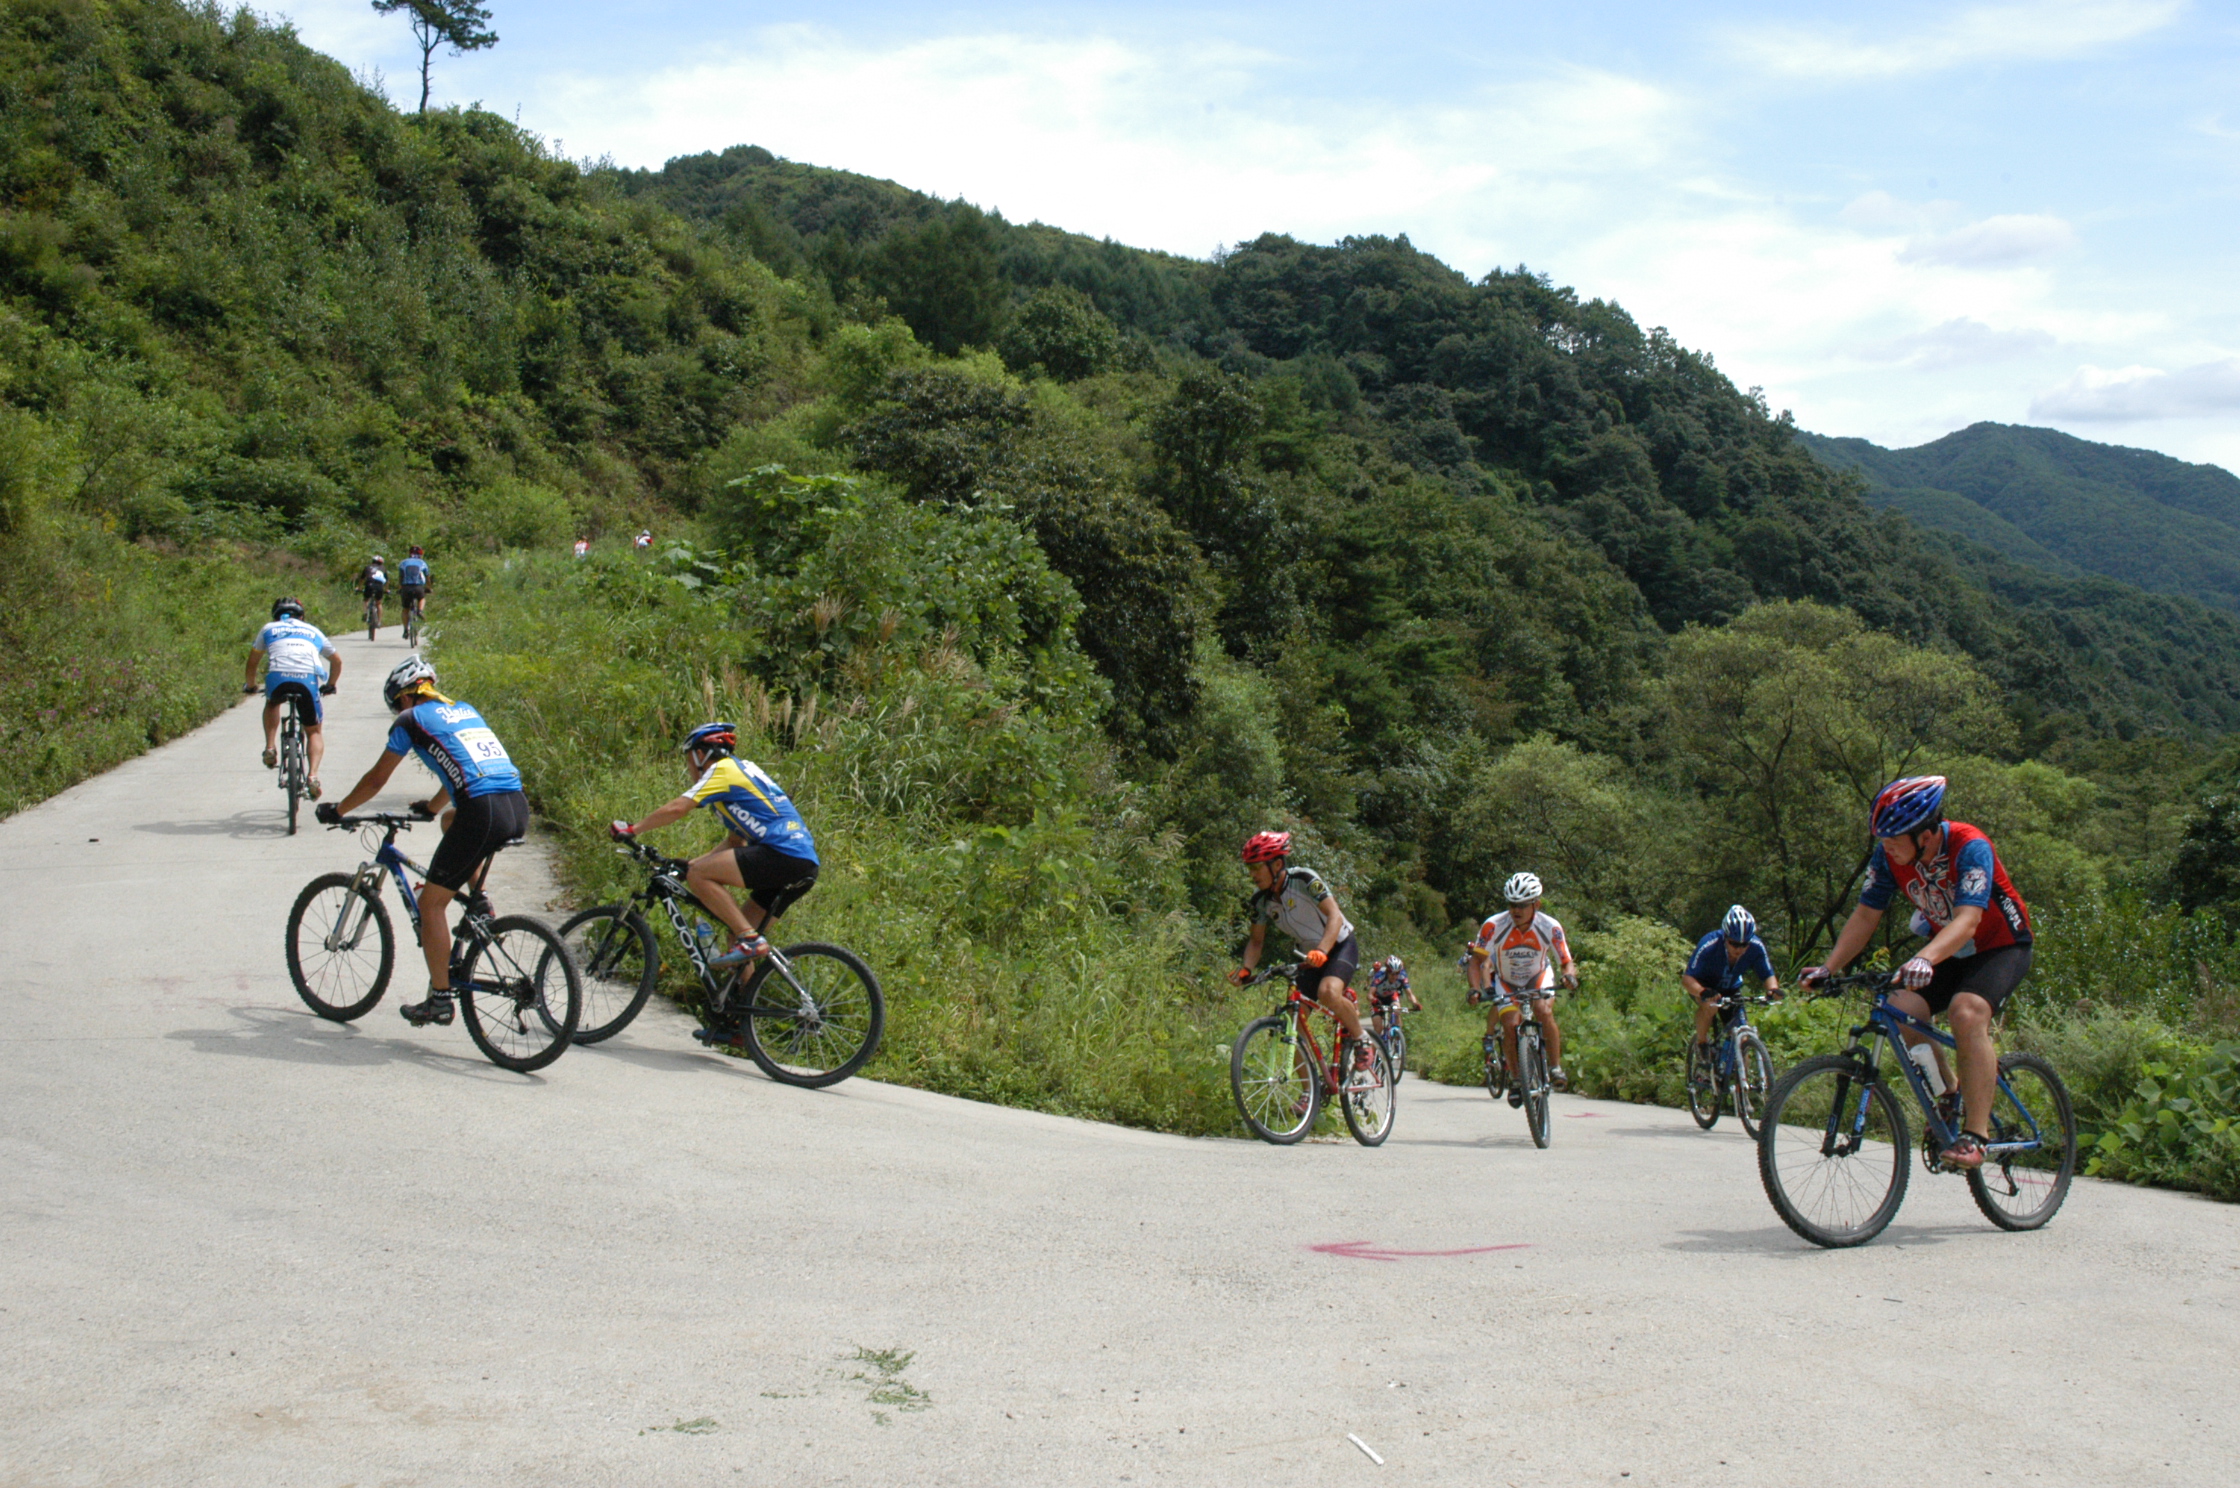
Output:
[
  {"xmin": 610, "ymin": 723, "xmax": 820, "ymax": 982},
  {"xmin": 243, "ymin": 597, "xmax": 341, "ymax": 795},
  {"xmin": 318, "ymin": 657, "xmax": 530, "ymax": 1028},
  {"xmin": 1682, "ymin": 904, "xmax": 1781, "ymax": 1069},
  {"xmin": 398, "ymin": 546, "xmax": 430, "ymax": 628}
]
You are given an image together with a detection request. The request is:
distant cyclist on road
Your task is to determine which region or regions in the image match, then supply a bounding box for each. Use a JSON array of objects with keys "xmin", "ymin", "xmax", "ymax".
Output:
[
  {"xmin": 359, "ymin": 554, "xmax": 388, "ymax": 629},
  {"xmin": 633, "ymin": 529, "xmax": 652, "ymax": 552},
  {"xmin": 1804, "ymin": 775, "xmax": 2033, "ymax": 1170},
  {"xmin": 317, "ymin": 658, "xmax": 528, "ymax": 1029},
  {"xmin": 243, "ymin": 597, "xmax": 341, "ymax": 796},
  {"xmin": 398, "ymin": 546, "xmax": 430, "ymax": 629},
  {"xmin": 1682, "ymin": 904, "xmax": 1781, "ymax": 1068},
  {"xmin": 1366, "ymin": 954, "xmax": 1422, "ymax": 1043},
  {"xmin": 1467, "ymin": 872, "xmax": 1576, "ymax": 1100},
  {"xmin": 1232, "ymin": 831, "xmax": 1377, "ymax": 1069},
  {"xmin": 609, "ymin": 724, "xmax": 821, "ymax": 1036}
]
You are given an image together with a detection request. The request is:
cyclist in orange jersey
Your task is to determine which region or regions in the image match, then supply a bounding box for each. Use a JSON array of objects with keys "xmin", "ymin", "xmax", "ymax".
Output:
[{"xmin": 1466, "ymin": 871, "xmax": 1576, "ymax": 1102}]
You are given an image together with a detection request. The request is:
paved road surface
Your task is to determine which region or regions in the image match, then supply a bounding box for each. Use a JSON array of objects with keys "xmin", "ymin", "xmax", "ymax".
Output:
[{"xmin": 3, "ymin": 634, "xmax": 2235, "ymax": 1486}]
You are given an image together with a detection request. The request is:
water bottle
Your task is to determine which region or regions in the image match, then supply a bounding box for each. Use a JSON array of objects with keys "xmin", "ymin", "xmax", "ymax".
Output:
[
  {"xmin": 1907, "ymin": 1042, "xmax": 1947, "ymax": 1096},
  {"xmin": 692, "ymin": 921, "xmax": 719, "ymax": 960}
]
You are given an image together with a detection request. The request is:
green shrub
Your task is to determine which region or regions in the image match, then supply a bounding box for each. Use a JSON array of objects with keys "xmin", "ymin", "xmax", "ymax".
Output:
[{"xmin": 2087, "ymin": 1042, "xmax": 2240, "ymax": 1200}]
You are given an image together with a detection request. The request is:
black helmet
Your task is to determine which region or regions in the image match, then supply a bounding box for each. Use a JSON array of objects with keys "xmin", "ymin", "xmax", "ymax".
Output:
[{"xmin": 272, "ymin": 597, "xmax": 304, "ymax": 621}]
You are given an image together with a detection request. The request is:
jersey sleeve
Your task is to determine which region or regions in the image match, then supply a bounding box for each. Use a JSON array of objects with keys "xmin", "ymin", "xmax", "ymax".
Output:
[
  {"xmin": 1298, "ymin": 871, "xmax": 1333, "ymax": 903},
  {"xmin": 1682, "ymin": 936, "xmax": 1721, "ymax": 983},
  {"xmin": 253, "ymin": 623, "xmax": 276, "ymax": 650},
  {"xmin": 1744, "ymin": 939, "xmax": 1776, "ymax": 982},
  {"xmin": 1542, "ymin": 914, "xmax": 1571, "ymax": 962},
  {"xmin": 1858, "ymin": 844, "xmax": 1896, "ymax": 910},
  {"xmin": 1952, "ymin": 837, "xmax": 1996, "ymax": 909},
  {"xmin": 684, "ymin": 761, "xmax": 732, "ymax": 804},
  {"xmin": 384, "ymin": 719, "xmax": 413, "ymax": 755}
]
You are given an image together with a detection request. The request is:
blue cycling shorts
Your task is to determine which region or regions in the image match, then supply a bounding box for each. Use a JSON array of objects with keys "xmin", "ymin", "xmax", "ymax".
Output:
[{"xmin": 265, "ymin": 675, "xmax": 323, "ymax": 724}]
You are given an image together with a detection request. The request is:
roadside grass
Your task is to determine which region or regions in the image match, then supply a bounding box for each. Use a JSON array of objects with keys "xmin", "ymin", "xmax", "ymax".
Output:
[{"xmin": 0, "ymin": 517, "xmax": 355, "ymax": 817}]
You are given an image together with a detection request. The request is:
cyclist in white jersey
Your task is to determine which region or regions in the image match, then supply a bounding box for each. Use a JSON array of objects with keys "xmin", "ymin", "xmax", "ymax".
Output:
[
  {"xmin": 244, "ymin": 597, "xmax": 341, "ymax": 795},
  {"xmin": 1231, "ymin": 831, "xmax": 1376, "ymax": 1068},
  {"xmin": 1466, "ymin": 871, "xmax": 1576, "ymax": 1101}
]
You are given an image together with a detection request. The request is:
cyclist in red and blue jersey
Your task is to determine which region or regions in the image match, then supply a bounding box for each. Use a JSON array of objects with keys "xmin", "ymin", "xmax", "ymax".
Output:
[
  {"xmin": 1805, "ymin": 775, "xmax": 2032, "ymax": 1169},
  {"xmin": 1682, "ymin": 904, "xmax": 1780, "ymax": 1070},
  {"xmin": 610, "ymin": 723, "xmax": 820, "ymax": 999},
  {"xmin": 319, "ymin": 657, "xmax": 530, "ymax": 1028},
  {"xmin": 244, "ymin": 597, "xmax": 341, "ymax": 794}
]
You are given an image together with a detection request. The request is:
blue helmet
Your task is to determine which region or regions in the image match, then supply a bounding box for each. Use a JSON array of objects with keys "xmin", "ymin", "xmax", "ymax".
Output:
[
  {"xmin": 1871, "ymin": 775, "xmax": 1947, "ymax": 838},
  {"xmin": 682, "ymin": 721, "xmax": 737, "ymax": 758},
  {"xmin": 1721, "ymin": 904, "xmax": 1756, "ymax": 944}
]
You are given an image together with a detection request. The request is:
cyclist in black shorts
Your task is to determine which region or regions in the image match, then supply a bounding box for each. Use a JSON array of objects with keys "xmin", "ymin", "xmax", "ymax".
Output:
[
  {"xmin": 609, "ymin": 723, "xmax": 820, "ymax": 972},
  {"xmin": 360, "ymin": 555, "xmax": 388, "ymax": 628}
]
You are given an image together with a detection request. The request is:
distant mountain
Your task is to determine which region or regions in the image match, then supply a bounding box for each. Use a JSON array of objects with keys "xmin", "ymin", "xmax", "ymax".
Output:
[{"xmin": 1800, "ymin": 424, "xmax": 2240, "ymax": 611}]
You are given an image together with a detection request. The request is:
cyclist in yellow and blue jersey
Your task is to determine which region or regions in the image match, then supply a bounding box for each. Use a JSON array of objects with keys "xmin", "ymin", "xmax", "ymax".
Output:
[{"xmin": 611, "ymin": 723, "xmax": 820, "ymax": 996}]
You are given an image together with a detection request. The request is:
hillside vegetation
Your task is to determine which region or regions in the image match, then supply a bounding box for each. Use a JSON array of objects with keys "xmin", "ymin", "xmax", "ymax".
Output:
[{"xmin": 4, "ymin": 1, "xmax": 2237, "ymax": 1189}]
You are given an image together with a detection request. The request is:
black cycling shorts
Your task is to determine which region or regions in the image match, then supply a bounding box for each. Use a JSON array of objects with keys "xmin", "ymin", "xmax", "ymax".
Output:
[
  {"xmin": 1919, "ymin": 943, "xmax": 2032, "ymax": 1017},
  {"xmin": 732, "ymin": 843, "xmax": 819, "ymax": 919},
  {"xmin": 425, "ymin": 790, "xmax": 530, "ymax": 892},
  {"xmin": 1291, "ymin": 934, "xmax": 1360, "ymax": 997},
  {"xmin": 400, "ymin": 584, "xmax": 427, "ymax": 603}
]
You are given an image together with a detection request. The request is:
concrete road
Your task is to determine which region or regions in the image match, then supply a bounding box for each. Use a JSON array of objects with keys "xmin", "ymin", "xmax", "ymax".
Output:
[{"xmin": 3, "ymin": 634, "xmax": 2236, "ymax": 1486}]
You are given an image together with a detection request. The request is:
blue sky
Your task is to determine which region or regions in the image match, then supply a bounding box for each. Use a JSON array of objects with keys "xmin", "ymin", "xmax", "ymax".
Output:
[{"xmin": 281, "ymin": 1, "xmax": 2240, "ymax": 473}]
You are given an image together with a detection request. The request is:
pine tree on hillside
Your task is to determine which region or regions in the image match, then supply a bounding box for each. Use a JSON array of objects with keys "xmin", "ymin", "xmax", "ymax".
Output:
[{"xmin": 372, "ymin": 0, "xmax": 498, "ymax": 113}]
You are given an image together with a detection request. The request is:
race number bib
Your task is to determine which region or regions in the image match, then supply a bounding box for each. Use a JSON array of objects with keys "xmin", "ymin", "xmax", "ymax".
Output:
[{"xmin": 454, "ymin": 727, "xmax": 511, "ymax": 764}]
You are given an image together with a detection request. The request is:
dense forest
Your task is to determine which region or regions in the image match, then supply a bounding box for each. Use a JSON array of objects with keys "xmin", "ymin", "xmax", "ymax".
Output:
[{"xmin": 4, "ymin": 1, "xmax": 2235, "ymax": 1190}]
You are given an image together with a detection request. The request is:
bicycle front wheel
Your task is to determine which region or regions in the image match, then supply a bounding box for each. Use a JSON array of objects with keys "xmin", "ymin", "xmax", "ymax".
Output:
[
  {"xmin": 457, "ymin": 915, "xmax": 581, "ymax": 1073},
  {"xmin": 1520, "ymin": 1030, "xmax": 1552, "ymax": 1149},
  {"xmin": 1968, "ymin": 1052, "xmax": 2077, "ymax": 1231},
  {"xmin": 285, "ymin": 872, "xmax": 394, "ymax": 1020},
  {"xmin": 737, "ymin": 942, "xmax": 884, "ymax": 1087},
  {"xmin": 1758, "ymin": 1055, "xmax": 1911, "ymax": 1248},
  {"xmin": 557, "ymin": 905, "xmax": 659, "ymax": 1044},
  {"xmin": 1341, "ymin": 1037, "xmax": 1397, "ymax": 1147},
  {"xmin": 1231, "ymin": 1015, "xmax": 1318, "ymax": 1144},
  {"xmin": 1385, "ymin": 1024, "xmax": 1408, "ymax": 1083},
  {"xmin": 1686, "ymin": 1038, "xmax": 1721, "ymax": 1129},
  {"xmin": 1734, "ymin": 1028, "xmax": 1775, "ymax": 1141}
]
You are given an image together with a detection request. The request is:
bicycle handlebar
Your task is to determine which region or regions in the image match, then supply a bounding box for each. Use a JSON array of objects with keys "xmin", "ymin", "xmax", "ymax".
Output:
[
  {"xmin": 1799, "ymin": 969, "xmax": 1897, "ymax": 999},
  {"xmin": 613, "ymin": 836, "xmax": 692, "ymax": 875},
  {"xmin": 325, "ymin": 811, "xmax": 420, "ymax": 829}
]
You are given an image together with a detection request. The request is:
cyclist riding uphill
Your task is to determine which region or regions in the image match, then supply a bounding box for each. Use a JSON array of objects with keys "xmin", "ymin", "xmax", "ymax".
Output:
[
  {"xmin": 609, "ymin": 723, "xmax": 820, "ymax": 987},
  {"xmin": 1682, "ymin": 904, "xmax": 1781, "ymax": 1064},
  {"xmin": 360, "ymin": 554, "xmax": 388, "ymax": 624},
  {"xmin": 316, "ymin": 658, "xmax": 529, "ymax": 1029},
  {"xmin": 1231, "ymin": 831, "xmax": 1377, "ymax": 1070},
  {"xmin": 1803, "ymin": 775, "xmax": 2033, "ymax": 1170},
  {"xmin": 399, "ymin": 546, "xmax": 429, "ymax": 606},
  {"xmin": 244, "ymin": 597, "xmax": 341, "ymax": 794},
  {"xmin": 1467, "ymin": 872, "xmax": 1577, "ymax": 1100},
  {"xmin": 1366, "ymin": 954, "xmax": 1422, "ymax": 1040}
]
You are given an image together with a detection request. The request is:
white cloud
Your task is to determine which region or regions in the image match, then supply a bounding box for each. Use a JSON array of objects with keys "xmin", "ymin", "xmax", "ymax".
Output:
[
  {"xmin": 1898, "ymin": 214, "xmax": 2076, "ymax": 267},
  {"xmin": 1859, "ymin": 318, "xmax": 2059, "ymax": 368},
  {"xmin": 2029, "ymin": 359, "xmax": 2240, "ymax": 420},
  {"xmin": 1728, "ymin": 0, "xmax": 2187, "ymax": 80}
]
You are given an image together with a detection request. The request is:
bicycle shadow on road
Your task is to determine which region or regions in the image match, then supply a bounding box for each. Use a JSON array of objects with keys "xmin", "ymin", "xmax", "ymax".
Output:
[
  {"xmin": 1664, "ymin": 1221, "xmax": 1981, "ymax": 1257},
  {"xmin": 165, "ymin": 1005, "xmax": 543, "ymax": 1084},
  {"xmin": 133, "ymin": 811, "xmax": 293, "ymax": 841},
  {"xmin": 580, "ymin": 1036, "xmax": 854, "ymax": 1094}
]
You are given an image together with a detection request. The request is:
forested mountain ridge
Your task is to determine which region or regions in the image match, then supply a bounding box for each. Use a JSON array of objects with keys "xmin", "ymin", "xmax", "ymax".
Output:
[{"xmin": 1802, "ymin": 423, "xmax": 2240, "ymax": 613}]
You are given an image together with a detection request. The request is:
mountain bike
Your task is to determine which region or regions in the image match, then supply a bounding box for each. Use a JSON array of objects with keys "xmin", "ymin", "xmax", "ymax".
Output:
[
  {"xmin": 554, "ymin": 838, "xmax": 884, "ymax": 1088},
  {"xmin": 363, "ymin": 590, "xmax": 383, "ymax": 640},
  {"xmin": 1228, "ymin": 963, "xmax": 1396, "ymax": 1147},
  {"xmin": 1687, "ymin": 991, "xmax": 1779, "ymax": 1138},
  {"xmin": 1756, "ymin": 971, "xmax": 2077, "ymax": 1248},
  {"xmin": 401, "ymin": 589, "xmax": 426, "ymax": 645},
  {"xmin": 1370, "ymin": 992, "xmax": 1410, "ymax": 1082},
  {"xmin": 250, "ymin": 681, "xmax": 322, "ymax": 835},
  {"xmin": 284, "ymin": 811, "xmax": 582, "ymax": 1073},
  {"xmin": 1470, "ymin": 985, "xmax": 1554, "ymax": 1149}
]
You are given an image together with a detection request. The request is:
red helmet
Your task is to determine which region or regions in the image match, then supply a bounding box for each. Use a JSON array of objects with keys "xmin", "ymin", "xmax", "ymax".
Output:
[{"xmin": 1241, "ymin": 830, "xmax": 1292, "ymax": 864}]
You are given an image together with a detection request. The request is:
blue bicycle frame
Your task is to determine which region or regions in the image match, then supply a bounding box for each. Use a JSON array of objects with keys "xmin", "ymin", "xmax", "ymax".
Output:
[{"xmin": 1841, "ymin": 990, "xmax": 2051, "ymax": 1162}]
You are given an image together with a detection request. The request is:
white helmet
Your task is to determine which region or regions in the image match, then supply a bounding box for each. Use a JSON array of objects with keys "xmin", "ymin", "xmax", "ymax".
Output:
[
  {"xmin": 382, "ymin": 656, "xmax": 437, "ymax": 713},
  {"xmin": 1503, "ymin": 871, "xmax": 1543, "ymax": 904}
]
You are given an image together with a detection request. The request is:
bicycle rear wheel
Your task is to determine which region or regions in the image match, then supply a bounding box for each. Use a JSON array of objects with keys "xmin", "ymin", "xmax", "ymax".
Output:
[
  {"xmin": 1758, "ymin": 1054, "xmax": 1911, "ymax": 1248},
  {"xmin": 1968, "ymin": 1052, "xmax": 2077, "ymax": 1231},
  {"xmin": 556, "ymin": 905, "xmax": 659, "ymax": 1044},
  {"xmin": 1686, "ymin": 1038, "xmax": 1721, "ymax": 1129},
  {"xmin": 1734, "ymin": 1027, "xmax": 1775, "ymax": 1141},
  {"xmin": 457, "ymin": 915, "xmax": 580, "ymax": 1072},
  {"xmin": 1520, "ymin": 1029, "xmax": 1552, "ymax": 1148},
  {"xmin": 285, "ymin": 872, "xmax": 394, "ymax": 1020},
  {"xmin": 1341, "ymin": 1037, "xmax": 1397, "ymax": 1147},
  {"xmin": 1231, "ymin": 1015, "xmax": 1318, "ymax": 1144},
  {"xmin": 737, "ymin": 942, "xmax": 884, "ymax": 1087}
]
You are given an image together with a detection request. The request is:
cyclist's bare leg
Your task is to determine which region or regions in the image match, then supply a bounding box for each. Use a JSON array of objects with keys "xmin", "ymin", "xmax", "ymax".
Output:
[
  {"xmin": 260, "ymin": 698, "xmax": 283, "ymax": 755},
  {"xmin": 1499, "ymin": 1001, "xmax": 1524, "ymax": 1073},
  {"xmin": 304, "ymin": 720, "xmax": 325, "ymax": 781},
  {"xmin": 1691, "ymin": 992, "xmax": 1719, "ymax": 1045},
  {"xmin": 682, "ymin": 847, "xmax": 765, "ymax": 941},
  {"xmin": 1944, "ymin": 990, "xmax": 1998, "ymax": 1138},
  {"xmin": 417, "ymin": 882, "xmax": 457, "ymax": 992},
  {"xmin": 1315, "ymin": 979, "xmax": 1367, "ymax": 1044},
  {"xmin": 1533, "ymin": 996, "xmax": 1562, "ymax": 1068}
]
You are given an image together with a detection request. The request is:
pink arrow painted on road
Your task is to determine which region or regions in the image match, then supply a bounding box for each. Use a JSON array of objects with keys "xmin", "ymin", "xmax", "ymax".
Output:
[{"xmin": 1308, "ymin": 1240, "xmax": 1532, "ymax": 1263}]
